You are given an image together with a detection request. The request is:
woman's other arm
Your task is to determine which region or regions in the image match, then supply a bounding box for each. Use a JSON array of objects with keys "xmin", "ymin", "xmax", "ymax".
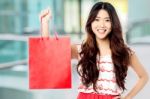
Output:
[{"xmin": 125, "ymin": 53, "xmax": 149, "ymax": 99}]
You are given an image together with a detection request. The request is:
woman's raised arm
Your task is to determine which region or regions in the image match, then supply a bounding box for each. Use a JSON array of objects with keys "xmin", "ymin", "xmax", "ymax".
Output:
[
  {"xmin": 39, "ymin": 8, "xmax": 51, "ymax": 37},
  {"xmin": 39, "ymin": 8, "xmax": 79, "ymax": 60}
]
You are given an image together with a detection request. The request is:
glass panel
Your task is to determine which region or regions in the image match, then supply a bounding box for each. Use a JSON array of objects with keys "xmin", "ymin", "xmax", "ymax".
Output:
[
  {"xmin": 0, "ymin": 40, "xmax": 27, "ymax": 63},
  {"xmin": 127, "ymin": 22, "xmax": 150, "ymax": 43}
]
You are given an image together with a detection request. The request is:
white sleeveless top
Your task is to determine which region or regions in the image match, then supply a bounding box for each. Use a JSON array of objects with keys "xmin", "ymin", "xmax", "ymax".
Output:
[{"xmin": 77, "ymin": 44, "xmax": 122, "ymax": 95}]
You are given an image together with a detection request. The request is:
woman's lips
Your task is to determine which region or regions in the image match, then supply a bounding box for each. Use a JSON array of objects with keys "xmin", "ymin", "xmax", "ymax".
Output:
[{"xmin": 97, "ymin": 29, "xmax": 106, "ymax": 33}]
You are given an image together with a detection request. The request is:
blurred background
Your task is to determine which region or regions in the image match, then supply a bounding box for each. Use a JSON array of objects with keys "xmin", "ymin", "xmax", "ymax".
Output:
[{"xmin": 0, "ymin": 0, "xmax": 150, "ymax": 99}]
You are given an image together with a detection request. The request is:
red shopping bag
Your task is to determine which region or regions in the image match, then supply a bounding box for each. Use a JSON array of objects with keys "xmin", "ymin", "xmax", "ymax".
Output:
[{"xmin": 29, "ymin": 36, "xmax": 71, "ymax": 89}]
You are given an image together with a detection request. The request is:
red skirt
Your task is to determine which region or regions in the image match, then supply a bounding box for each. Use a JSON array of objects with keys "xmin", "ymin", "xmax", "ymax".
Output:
[{"xmin": 77, "ymin": 92, "xmax": 119, "ymax": 99}]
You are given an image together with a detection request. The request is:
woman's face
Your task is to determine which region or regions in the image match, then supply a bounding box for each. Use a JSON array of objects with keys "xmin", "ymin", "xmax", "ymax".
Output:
[{"xmin": 91, "ymin": 9, "xmax": 112, "ymax": 40}]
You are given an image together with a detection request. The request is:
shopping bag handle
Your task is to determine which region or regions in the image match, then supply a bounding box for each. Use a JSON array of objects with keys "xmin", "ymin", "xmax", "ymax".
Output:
[{"xmin": 40, "ymin": 12, "xmax": 58, "ymax": 40}]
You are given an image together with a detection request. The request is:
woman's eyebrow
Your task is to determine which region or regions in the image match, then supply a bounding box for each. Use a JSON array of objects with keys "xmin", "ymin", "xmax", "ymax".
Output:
[
  {"xmin": 104, "ymin": 17, "xmax": 110, "ymax": 19},
  {"xmin": 96, "ymin": 16, "xmax": 110, "ymax": 19}
]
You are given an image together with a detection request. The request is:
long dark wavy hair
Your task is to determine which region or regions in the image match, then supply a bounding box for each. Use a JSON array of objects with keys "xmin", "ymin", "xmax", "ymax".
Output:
[{"xmin": 77, "ymin": 2, "xmax": 131, "ymax": 92}]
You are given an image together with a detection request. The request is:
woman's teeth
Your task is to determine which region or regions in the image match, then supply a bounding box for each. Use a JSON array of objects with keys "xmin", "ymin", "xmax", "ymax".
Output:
[{"xmin": 97, "ymin": 29, "xmax": 106, "ymax": 33}]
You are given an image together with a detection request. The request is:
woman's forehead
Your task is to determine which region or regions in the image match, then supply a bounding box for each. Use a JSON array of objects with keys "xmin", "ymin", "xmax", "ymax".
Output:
[{"xmin": 96, "ymin": 9, "xmax": 110, "ymax": 18}]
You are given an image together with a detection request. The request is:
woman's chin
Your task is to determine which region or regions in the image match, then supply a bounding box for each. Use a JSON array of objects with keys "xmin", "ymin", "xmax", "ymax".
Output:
[{"xmin": 96, "ymin": 35, "xmax": 108, "ymax": 40}]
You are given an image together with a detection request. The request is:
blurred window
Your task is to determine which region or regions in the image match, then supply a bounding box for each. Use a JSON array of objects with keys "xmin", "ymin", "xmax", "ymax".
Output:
[
  {"xmin": 0, "ymin": 40, "xmax": 27, "ymax": 63},
  {"xmin": 0, "ymin": 0, "xmax": 27, "ymax": 34},
  {"xmin": 127, "ymin": 21, "xmax": 150, "ymax": 44}
]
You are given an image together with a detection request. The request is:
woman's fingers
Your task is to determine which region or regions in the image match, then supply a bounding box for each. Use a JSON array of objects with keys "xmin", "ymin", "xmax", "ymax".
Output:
[
  {"xmin": 41, "ymin": 8, "xmax": 49, "ymax": 18},
  {"xmin": 113, "ymin": 96, "xmax": 121, "ymax": 99},
  {"xmin": 39, "ymin": 7, "xmax": 52, "ymax": 22}
]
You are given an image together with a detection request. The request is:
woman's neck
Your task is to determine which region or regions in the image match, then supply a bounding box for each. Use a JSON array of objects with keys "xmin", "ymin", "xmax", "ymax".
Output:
[{"xmin": 96, "ymin": 37, "xmax": 111, "ymax": 56}]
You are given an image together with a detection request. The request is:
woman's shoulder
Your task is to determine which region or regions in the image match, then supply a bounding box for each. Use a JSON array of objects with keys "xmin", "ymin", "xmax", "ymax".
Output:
[
  {"xmin": 124, "ymin": 44, "xmax": 135, "ymax": 56},
  {"xmin": 127, "ymin": 46, "xmax": 135, "ymax": 56},
  {"xmin": 72, "ymin": 43, "xmax": 82, "ymax": 51},
  {"xmin": 71, "ymin": 43, "xmax": 82, "ymax": 59}
]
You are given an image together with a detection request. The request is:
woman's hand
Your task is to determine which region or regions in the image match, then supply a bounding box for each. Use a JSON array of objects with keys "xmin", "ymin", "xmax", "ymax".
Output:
[
  {"xmin": 39, "ymin": 7, "xmax": 52, "ymax": 37},
  {"xmin": 113, "ymin": 95, "xmax": 121, "ymax": 99},
  {"xmin": 39, "ymin": 7, "xmax": 52, "ymax": 23},
  {"xmin": 113, "ymin": 95, "xmax": 132, "ymax": 99}
]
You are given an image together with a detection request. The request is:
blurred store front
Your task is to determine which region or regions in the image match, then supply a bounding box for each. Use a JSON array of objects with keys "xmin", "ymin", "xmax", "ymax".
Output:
[{"xmin": 0, "ymin": 0, "xmax": 150, "ymax": 99}]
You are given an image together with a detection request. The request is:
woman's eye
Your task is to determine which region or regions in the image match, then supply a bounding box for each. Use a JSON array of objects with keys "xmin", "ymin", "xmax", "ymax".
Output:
[
  {"xmin": 105, "ymin": 19, "xmax": 110, "ymax": 22},
  {"xmin": 95, "ymin": 19, "xmax": 99, "ymax": 21}
]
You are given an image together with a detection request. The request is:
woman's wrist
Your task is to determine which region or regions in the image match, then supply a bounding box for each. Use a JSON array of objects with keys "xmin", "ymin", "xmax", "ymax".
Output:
[
  {"xmin": 41, "ymin": 21, "xmax": 49, "ymax": 37},
  {"xmin": 124, "ymin": 95, "xmax": 133, "ymax": 99},
  {"xmin": 41, "ymin": 20, "xmax": 49, "ymax": 24}
]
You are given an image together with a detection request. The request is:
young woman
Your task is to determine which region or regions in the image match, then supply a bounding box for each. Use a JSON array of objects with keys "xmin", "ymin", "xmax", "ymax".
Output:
[{"xmin": 39, "ymin": 2, "xmax": 149, "ymax": 99}]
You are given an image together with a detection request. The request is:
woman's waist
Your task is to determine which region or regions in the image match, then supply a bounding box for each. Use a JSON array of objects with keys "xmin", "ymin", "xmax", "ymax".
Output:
[
  {"xmin": 78, "ymin": 92, "xmax": 120, "ymax": 98},
  {"xmin": 78, "ymin": 85, "xmax": 122, "ymax": 95}
]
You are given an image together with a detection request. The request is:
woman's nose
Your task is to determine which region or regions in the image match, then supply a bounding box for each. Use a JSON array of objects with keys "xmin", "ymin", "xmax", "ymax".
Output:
[{"xmin": 99, "ymin": 20, "xmax": 105, "ymax": 27}]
